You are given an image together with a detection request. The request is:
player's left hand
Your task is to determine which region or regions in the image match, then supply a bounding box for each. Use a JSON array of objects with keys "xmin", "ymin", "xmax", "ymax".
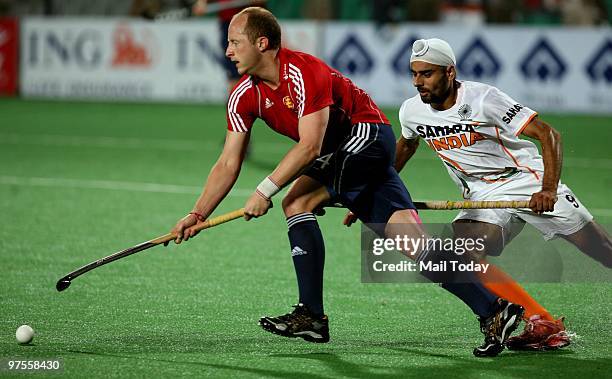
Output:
[
  {"xmin": 529, "ymin": 190, "xmax": 557, "ymax": 214},
  {"xmin": 244, "ymin": 192, "xmax": 272, "ymax": 221}
]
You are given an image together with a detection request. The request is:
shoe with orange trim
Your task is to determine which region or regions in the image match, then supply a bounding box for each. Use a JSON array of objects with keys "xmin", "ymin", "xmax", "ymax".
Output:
[{"xmin": 506, "ymin": 315, "xmax": 571, "ymax": 351}]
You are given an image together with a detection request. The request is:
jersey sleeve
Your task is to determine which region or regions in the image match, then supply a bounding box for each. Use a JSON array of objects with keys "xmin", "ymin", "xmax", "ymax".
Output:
[
  {"xmin": 399, "ymin": 100, "xmax": 419, "ymax": 140},
  {"xmin": 226, "ymin": 79, "xmax": 255, "ymax": 133},
  {"xmin": 288, "ymin": 62, "xmax": 333, "ymax": 118},
  {"xmin": 483, "ymin": 87, "xmax": 537, "ymax": 136}
]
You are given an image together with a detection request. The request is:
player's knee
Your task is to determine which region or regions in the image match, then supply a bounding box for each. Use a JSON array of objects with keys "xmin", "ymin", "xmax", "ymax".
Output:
[
  {"xmin": 281, "ymin": 195, "xmax": 297, "ymax": 215},
  {"xmin": 282, "ymin": 195, "xmax": 309, "ymax": 216}
]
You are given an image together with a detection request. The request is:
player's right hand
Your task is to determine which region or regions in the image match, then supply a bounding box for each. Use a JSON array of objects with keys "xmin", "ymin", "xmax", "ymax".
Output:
[
  {"xmin": 244, "ymin": 191, "xmax": 272, "ymax": 221},
  {"xmin": 529, "ymin": 190, "xmax": 557, "ymax": 214},
  {"xmin": 343, "ymin": 211, "xmax": 358, "ymax": 227},
  {"xmin": 170, "ymin": 214, "xmax": 199, "ymax": 244}
]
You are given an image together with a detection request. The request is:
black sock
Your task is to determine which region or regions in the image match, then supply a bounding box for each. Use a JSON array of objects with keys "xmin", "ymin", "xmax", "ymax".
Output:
[
  {"xmin": 440, "ymin": 282, "xmax": 498, "ymax": 318},
  {"xmin": 287, "ymin": 213, "xmax": 325, "ymax": 316},
  {"xmin": 416, "ymin": 246, "xmax": 498, "ymax": 318}
]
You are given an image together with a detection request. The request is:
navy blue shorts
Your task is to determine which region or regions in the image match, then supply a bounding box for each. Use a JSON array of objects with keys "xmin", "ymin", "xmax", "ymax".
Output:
[{"xmin": 305, "ymin": 123, "xmax": 415, "ymax": 224}]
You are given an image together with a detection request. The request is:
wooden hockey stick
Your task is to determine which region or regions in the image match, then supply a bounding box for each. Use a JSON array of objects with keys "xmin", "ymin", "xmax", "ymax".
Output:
[{"xmin": 56, "ymin": 208, "xmax": 245, "ymax": 292}]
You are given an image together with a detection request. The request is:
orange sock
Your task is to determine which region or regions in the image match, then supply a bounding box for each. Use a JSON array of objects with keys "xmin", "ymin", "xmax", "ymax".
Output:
[{"xmin": 477, "ymin": 263, "xmax": 554, "ymax": 321}]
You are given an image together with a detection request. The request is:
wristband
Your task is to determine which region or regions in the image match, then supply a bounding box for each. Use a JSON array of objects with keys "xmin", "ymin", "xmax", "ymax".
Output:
[{"xmin": 256, "ymin": 176, "xmax": 281, "ymax": 200}]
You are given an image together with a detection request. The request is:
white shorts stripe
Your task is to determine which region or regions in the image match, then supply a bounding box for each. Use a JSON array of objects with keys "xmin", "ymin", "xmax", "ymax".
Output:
[
  {"xmin": 336, "ymin": 124, "xmax": 380, "ymax": 193},
  {"xmin": 351, "ymin": 123, "xmax": 371, "ymax": 153},
  {"xmin": 345, "ymin": 123, "xmax": 374, "ymax": 153},
  {"xmin": 342, "ymin": 136, "xmax": 358, "ymax": 152},
  {"xmin": 344, "ymin": 123, "xmax": 364, "ymax": 152}
]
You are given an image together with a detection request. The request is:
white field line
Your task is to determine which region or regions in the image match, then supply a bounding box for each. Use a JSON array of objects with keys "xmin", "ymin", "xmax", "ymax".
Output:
[
  {"xmin": 1, "ymin": 175, "xmax": 611, "ymax": 218},
  {"xmin": 0, "ymin": 133, "xmax": 289, "ymax": 154},
  {"xmin": 1, "ymin": 133, "xmax": 611, "ymax": 168},
  {"xmin": 0, "ymin": 175, "xmax": 252, "ymax": 197}
]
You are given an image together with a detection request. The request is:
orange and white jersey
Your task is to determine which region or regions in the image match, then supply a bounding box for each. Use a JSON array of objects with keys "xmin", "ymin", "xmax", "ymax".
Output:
[{"xmin": 400, "ymin": 81, "xmax": 540, "ymax": 198}]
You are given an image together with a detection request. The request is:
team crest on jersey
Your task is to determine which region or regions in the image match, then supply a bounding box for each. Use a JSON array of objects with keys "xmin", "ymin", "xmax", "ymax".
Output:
[
  {"xmin": 458, "ymin": 104, "xmax": 472, "ymax": 121},
  {"xmin": 283, "ymin": 96, "xmax": 295, "ymax": 110}
]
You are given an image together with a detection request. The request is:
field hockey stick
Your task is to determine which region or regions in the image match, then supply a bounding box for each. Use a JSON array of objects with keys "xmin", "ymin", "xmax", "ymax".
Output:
[
  {"xmin": 329, "ymin": 200, "xmax": 532, "ymax": 219},
  {"xmin": 155, "ymin": 0, "xmax": 254, "ymax": 21},
  {"xmin": 331, "ymin": 200, "xmax": 530, "ymax": 211},
  {"xmin": 413, "ymin": 200, "xmax": 531, "ymax": 210},
  {"xmin": 56, "ymin": 208, "xmax": 245, "ymax": 292}
]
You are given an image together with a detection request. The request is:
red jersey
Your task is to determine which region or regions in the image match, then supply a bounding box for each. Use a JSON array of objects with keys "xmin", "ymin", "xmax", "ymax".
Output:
[{"xmin": 226, "ymin": 48, "xmax": 389, "ymax": 149}]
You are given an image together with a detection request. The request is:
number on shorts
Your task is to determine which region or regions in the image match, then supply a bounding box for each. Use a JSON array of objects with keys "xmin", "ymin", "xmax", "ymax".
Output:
[
  {"xmin": 316, "ymin": 153, "xmax": 333, "ymax": 169},
  {"xmin": 565, "ymin": 194, "xmax": 580, "ymax": 208}
]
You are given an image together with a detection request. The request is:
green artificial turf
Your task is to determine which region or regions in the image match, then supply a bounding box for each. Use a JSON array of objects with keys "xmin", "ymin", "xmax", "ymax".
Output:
[{"xmin": 0, "ymin": 99, "xmax": 610, "ymax": 378}]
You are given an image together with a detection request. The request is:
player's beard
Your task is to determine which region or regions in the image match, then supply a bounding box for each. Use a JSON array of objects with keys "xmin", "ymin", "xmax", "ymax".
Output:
[
  {"xmin": 419, "ymin": 90, "xmax": 447, "ymax": 104},
  {"xmin": 420, "ymin": 77, "xmax": 452, "ymax": 105},
  {"xmin": 420, "ymin": 91, "xmax": 443, "ymax": 104}
]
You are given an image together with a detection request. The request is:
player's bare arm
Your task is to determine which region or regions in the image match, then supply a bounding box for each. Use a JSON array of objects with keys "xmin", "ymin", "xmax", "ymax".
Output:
[
  {"xmin": 244, "ymin": 106, "xmax": 330, "ymax": 220},
  {"xmin": 395, "ymin": 136, "xmax": 420, "ymax": 172},
  {"xmin": 520, "ymin": 117, "xmax": 562, "ymax": 214},
  {"xmin": 172, "ymin": 130, "xmax": 250, "ymax": 242}
]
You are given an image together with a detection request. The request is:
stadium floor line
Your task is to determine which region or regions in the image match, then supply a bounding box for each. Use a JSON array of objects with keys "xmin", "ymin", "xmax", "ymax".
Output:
[
  {"xmin": 2, "ymin": 132, "xmax": 611, "ymax": 168},
  {"xmin": 0, "ymin": 133, "xmax": 289, "ymax": 153},
  {"xmin": 1, "ymin": 175, "xmax": 611, "ymax": 217},
  {"xmin": 0, "ymin": 175, "xmax": 250, "ymax": 197}
]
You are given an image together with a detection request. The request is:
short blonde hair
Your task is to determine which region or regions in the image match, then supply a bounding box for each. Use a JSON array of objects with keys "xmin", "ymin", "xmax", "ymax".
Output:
[{"xmin": 235, "ymin": 7, "xmax": 281, "ymax": 50}]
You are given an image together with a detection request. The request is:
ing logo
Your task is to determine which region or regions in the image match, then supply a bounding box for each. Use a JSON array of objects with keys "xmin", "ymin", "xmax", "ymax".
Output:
[{"xmin": 112, "ymin": 24, "xmax": 154, "ymax": 67}]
